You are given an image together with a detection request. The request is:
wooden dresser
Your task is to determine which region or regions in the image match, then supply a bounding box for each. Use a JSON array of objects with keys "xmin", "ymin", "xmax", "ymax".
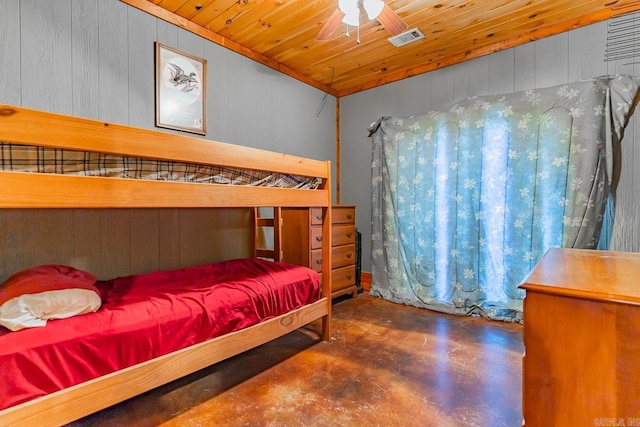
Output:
[
  {"xmin": 281, "ymin": 205, "xmax": 358, "ymax": 298},
  {"xmin": 519, "ymin": 248, "xmax": 640, "ymax": 426}
]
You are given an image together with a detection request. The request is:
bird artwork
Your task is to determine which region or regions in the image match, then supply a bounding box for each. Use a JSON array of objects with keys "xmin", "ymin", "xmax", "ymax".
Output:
[{"xmin": 168, "ymin": 62, "xmax": 199, "ymax": 92}]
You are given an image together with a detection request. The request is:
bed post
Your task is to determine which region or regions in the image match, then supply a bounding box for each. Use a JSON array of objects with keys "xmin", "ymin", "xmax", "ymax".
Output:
[{"xmin": 321, "ymin": 162, "xmax": 332, "ymax": 342}]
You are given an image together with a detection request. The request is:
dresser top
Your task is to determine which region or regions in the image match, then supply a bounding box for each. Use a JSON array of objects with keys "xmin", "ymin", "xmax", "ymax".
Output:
[{"xmin": 520, "ymin": 248, "xmax": 640, "ymax": 304}]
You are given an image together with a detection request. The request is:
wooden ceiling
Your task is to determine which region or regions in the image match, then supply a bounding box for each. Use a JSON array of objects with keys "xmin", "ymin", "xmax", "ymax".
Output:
[{"xmin": 123, "ymin": 0, "xmax": 640, "ymax": 97}]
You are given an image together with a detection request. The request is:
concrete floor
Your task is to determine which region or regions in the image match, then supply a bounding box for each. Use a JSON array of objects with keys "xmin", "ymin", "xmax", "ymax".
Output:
[{"xmin": 72, "ymin": 294, "xmax": 524, "ymax": 427}]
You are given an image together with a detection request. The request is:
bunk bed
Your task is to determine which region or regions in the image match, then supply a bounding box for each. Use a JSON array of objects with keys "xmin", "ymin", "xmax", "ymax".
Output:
[{"xmin": 0, "ymin": 105, "xmax": 333, "ymax": 426}]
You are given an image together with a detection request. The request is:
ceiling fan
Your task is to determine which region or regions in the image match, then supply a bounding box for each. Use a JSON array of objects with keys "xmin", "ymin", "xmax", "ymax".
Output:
[{"xmin": 316, "ymin": 0, "xmax": 408, "ymax": 41}]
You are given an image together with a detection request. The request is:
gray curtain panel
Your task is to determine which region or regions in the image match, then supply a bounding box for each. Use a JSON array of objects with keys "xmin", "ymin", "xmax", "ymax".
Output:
[{"xmin": 368, "ymin": 75, "xmax": 639, "ymax": 321}]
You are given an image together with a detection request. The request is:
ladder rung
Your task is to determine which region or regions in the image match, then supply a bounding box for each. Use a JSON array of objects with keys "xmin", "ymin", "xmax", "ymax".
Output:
[
  {"xmin": 256, "ymin": 249, "xmax": 276, "ymax": 258},
  {"xmin": 256, "ymin": 218, "xmax": 274, "ymax": 227}
]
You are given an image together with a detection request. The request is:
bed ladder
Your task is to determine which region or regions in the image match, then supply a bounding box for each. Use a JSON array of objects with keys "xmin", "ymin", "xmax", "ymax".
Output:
[{"xmin": 252, "ymin": 207, "xmax": 282, "ymax": 261}]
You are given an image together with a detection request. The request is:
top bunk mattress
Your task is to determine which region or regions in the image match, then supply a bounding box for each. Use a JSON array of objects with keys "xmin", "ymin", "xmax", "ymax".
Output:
[
  {"xmin": 0, "ymin": 143, "xmax": 321, "ymax": 189},
  {"xmin": 0, "ymin": 258, "xmax": 321, "ymax": 410}
]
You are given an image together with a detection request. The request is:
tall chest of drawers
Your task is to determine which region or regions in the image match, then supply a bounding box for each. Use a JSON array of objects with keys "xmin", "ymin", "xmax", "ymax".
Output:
[{"xmin": 281, "ymin": 205, "xmax": 358, "ymax": 298}]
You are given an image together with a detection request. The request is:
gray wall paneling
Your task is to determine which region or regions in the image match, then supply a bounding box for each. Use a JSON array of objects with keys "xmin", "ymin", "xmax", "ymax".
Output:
[
  {"xmin": 98, "ymin": 0, "xmax": 128, "ymax": 124},
  {"xmin": 21, "ymin": 0, "xmax": 73, "ymax": 113},
  {"xmin": 470, "ymin": 55, "xmax": 491, "ymax": 96},
  {"xmin": 342, "ymin": 20, "xmax": 640, "ymax": 272},
  {"xmin": 127, "ymin": 6, "xmax": 156, "ymax": 129},
  {"xmin": 0, "ymin": 0, "xmax": 335, "ymax": 281},
  {"xmin": 491, "ymin": 49, "xmax": 515, "ymax": 94},
  {"xmin": 0, "ymin": 0, "xmax": 21, "ymax": 105},
  {"xmin": 514, "ymin": 43, "xmax": 535, "ymax": 91},
  {"xmin": 205, "ymin": 43, "xmax": 231, "ymax": 143},
  {"xmin": 534, "ymin": 33, "xmax": 569, "ymax": 88},
  {"xmin": 0, "ymin": 210, "xmax": 22, "ymax": 281},
  {"xmin": 71, "ymin": 0, "xmax": 100, "ymax": 119},
  {"xmin": 607, "ymin": 30, "xmax": 639, "ymax": 252},
  {"xmin": 73, "ymin": 210, "xmax": 103, "ymax": 276}
]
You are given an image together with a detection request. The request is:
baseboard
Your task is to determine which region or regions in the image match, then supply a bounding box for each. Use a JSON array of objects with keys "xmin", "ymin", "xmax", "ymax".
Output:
[{"xmin": 361, "ymin": 272, "xmax": 371, "ymax": 292}]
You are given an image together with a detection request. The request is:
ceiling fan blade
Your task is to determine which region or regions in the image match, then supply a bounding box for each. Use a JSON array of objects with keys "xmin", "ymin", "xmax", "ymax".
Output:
[
  {"xmin": 377, "ymin": 4, "xmax": 408, "ymax": 36},
  {"xmin": 316, "ymin": 8, "xmax": 345, "ymax": 41}
]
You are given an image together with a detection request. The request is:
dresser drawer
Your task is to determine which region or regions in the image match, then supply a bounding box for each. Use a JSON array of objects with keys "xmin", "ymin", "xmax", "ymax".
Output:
[
  {"xmin": 310, "ymin": 248, "xmax": 323, "ymax": 272},
  {"xmin": 310, "ymin": 207, "xmax": 323, "ymax": 225},
  {"xmin": 332, "ymin": 224, "xmax": 356, "ymax": 246},
  {"xmin": 332, "ymin": 244, "xmax": 355, "ymax": 269},
  {"xmin": 332, "ymin": 265, "xmax": 356, "ymax": 291},
  {"xmin": 310, "ymin": 226, "xmax": 323, "ymax": 249},
  {"xmin": 332, "ymin": 206, "xmax": 355, "ymax": 224}
]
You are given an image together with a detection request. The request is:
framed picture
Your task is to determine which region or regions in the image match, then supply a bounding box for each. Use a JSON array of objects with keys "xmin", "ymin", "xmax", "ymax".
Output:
[{"xmin": 155, "ymin": 42, "xmax": 207, "ymax": 135}]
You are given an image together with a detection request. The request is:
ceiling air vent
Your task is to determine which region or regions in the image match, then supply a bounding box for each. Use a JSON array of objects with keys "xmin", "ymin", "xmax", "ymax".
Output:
[{"xmin": 388, "ymin": 28, "xmax": 425, "ymax": 48}]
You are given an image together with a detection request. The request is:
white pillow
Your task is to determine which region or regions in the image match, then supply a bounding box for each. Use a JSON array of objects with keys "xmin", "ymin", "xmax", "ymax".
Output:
[{"xmin": 0, "ymin": 289, "xmax": 102, "ymax": 331}]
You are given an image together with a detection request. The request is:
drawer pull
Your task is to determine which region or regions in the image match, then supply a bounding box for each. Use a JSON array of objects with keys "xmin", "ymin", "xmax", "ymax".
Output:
[
  {"xmin": 346, "ymin": 214, "xmax": 353, "ymax": 219},
  {"xmin": 316, "ymin": 215, "xmax": 322, "ymax": 221},
  {"xmin": 315, "ymin": 236, "xmax": 322, "ymax": 242},
  {"xmin": 346, "ymin": 253, "xmax": 353, "ymax": 259},
  {"xmin": 346, "ymin": 274, "xmax": 353, "ymax": 280},
  {"xmin": 346, "ymin": 233, "xmax": 353, "ymax": 238},
  {"xmin": 315, "ymin": 259, "xmax": 322, "ymax": 265}
]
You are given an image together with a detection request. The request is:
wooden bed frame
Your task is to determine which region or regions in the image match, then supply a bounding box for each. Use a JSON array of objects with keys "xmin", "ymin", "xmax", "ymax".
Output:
[{"xmin": 0, "ymin": 105, "xmax": 332, "ymax": 426}]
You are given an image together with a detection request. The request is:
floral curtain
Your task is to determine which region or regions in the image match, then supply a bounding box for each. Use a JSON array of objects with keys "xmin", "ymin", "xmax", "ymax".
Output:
[{"xmin": 368, "ymin": 75, "xmax": 639, "ymax": 321}]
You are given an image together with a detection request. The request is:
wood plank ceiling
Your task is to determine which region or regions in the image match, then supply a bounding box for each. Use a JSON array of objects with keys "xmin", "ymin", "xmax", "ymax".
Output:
[{"xmin": 123, "ymin": 0, "xmax": 640, "ymax": 97}]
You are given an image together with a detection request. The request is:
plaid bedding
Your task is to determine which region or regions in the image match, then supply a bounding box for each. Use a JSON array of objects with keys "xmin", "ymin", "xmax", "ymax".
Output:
[{"xmin": 0, "ymin": 143, "xmax": 320, "ymax": 189}]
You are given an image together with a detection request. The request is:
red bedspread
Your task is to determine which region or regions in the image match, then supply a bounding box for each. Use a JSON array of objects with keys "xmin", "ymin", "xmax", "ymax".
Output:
[{"xmin": 0, "ymin": 258, "xmax": 320, "ymax": 410}]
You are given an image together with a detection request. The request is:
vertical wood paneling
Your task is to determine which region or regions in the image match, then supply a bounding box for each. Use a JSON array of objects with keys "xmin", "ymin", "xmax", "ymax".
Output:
[
  {"xmin": 429, "ymin": 67, "xmax": 456, "ymax": 109},
  {"xmin": 607, "ymin": 39, "xmax": 639, "ymax": 252},
  {"xmin": 101, "ymin": 209, "xmax": 131, "ymax": 278},
  {"xmin": 130, "ymin": 209, "xmax": 160, "ymax": 274},
  {"xmin": 21, "ymin": 0, "xmax": 72, "ymax": 113},
  {"xmin": 534, "ymin": 33, "xmax": 569, "ymax": 88},
  {"xmin": 98, "ymin": 0, "xmax": 128, "ymax": 124},
  {"xmin": 127, "ymin": 6, "xmax": 156, "ymax": 129},
  {"xmin": 227, "ymin": 53, "xmax": 245, "ymax": 145},
  {"xmin": 0, "ymin": 0, "xmax": 21, "ymax": 105},
  {"xmin": 420, "ymin": 73, "xmax": 433, "ymax": 113},
  {"xmin": 178, "ymin": 27, "xmax": 204, "ymax": 59},
  {"xmin": 0, "ymin": 210, "xmax": 23, "ymax": 282},
  {"xmin": 223, "ymin": 208, "xmax": 251, "ymax": 259},
  {"xmin": 272, "ymin": 75, "xmax": 335, "ymax": 161},
  {"xmin": 71, "ymin": 0, "xmax": 100, "ymax": 119},
  {"xmin": 73, "ymin": 209, "xmax": 103, "ymax": 276},
  {"xmin": 179, "ymin": 209, "xmax": 210, "ymax": 266},
  {"xmin": 468, "ymin": 55, "xmax": 491, "ymax": 97},
  {"xmin": 235, "ymin": 59, "xmax": 272, "ymax": 149},
  {"xmin": 204, "ymin": 209, "xmax": 224, "ymax": 261},
  {"xmin": 205, "ymin": 42, "xmax": 230, "ymax": 143},
  {"xmin": 490, "ymin": 49, "xmax": 515, "ymax": 94},
  {"xmin": 22, "ymin": 210, "xmax": 74, "ymax": 266},
  {"xmin": 568, "ymin": 24, "xmax": 607, "ymax": 81},
  {"xmin": 253, "ymin": 64, "xmax": 276, "ymax": 151},
  {"xmin": 156, "ymin": 18, "xmax": 177, "ymax": 46},
  {"xmin": 272, "ymin": 73, "xmax": 305, "ymax": 155},
  {"xmin": 514, "ymin": 43, "xmax": 535, "ymax": 91},
  {"xmin": 453, "ymin": 62, "xmax": 471, "ymax": 102},
  {"xmin": 158, "ymin": 208, "xmax": 181, "ymax": 270}
]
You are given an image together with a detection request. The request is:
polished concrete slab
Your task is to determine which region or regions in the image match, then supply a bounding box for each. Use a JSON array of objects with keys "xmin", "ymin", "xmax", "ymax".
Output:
[{"xmin": 72, "ymin": 294, "xmax": 523, "ymax": 426}]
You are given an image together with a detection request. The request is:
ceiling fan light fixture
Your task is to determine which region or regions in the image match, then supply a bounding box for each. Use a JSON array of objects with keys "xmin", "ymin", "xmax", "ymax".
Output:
[
  {"xmin": 363, "ymin": 0, "xmax": 384, "ymax": 19},
  {"xmin": 339, "ymin": 0, "xmax": 360, "ymax": 26}
]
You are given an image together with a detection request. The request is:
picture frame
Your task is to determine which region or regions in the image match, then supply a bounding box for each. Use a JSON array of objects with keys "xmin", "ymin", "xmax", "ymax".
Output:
[{"xmin": 155, "ymin": 42, "xmax": 207, "ymax": 135}]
